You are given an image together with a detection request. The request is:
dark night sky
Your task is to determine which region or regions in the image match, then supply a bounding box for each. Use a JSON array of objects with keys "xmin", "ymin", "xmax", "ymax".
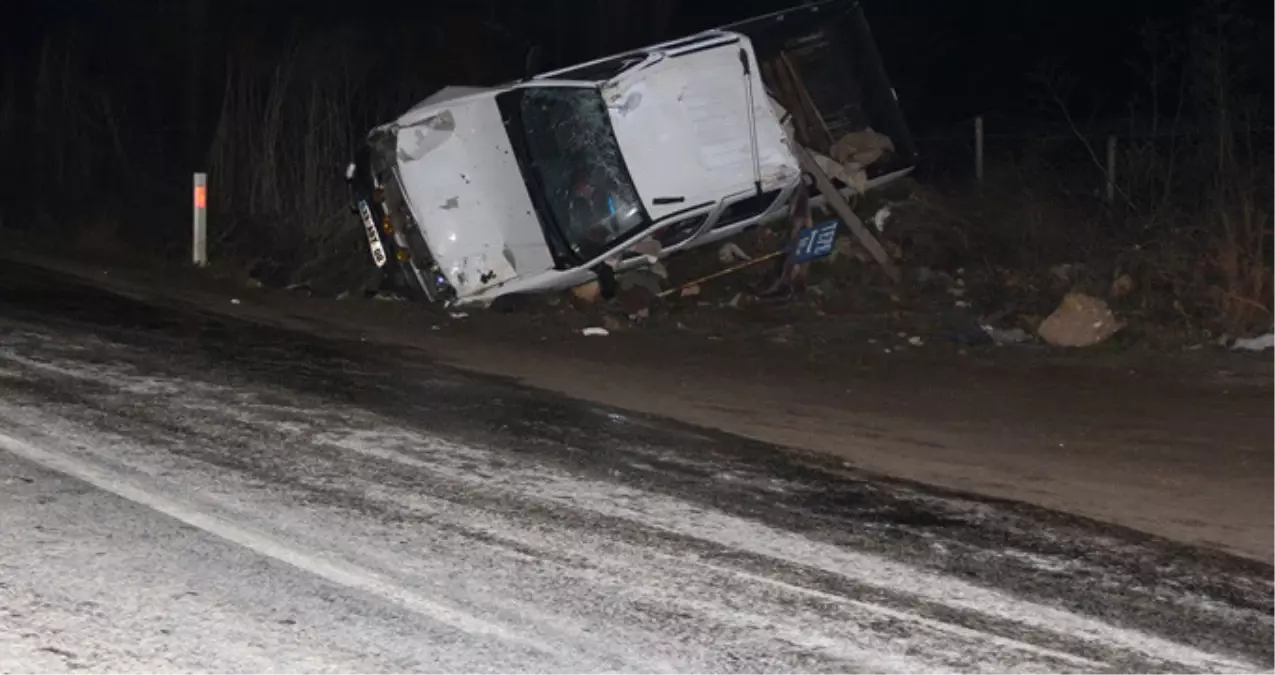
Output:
[{"xmin": 2, "ymin": 0, "xmax": 1270, "ymax": 135}]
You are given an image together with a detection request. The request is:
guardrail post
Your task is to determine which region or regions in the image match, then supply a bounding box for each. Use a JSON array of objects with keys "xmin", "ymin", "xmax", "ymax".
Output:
[{"xmin": 193, "ymin": 172, "xmax": 207, "ymax": 267}]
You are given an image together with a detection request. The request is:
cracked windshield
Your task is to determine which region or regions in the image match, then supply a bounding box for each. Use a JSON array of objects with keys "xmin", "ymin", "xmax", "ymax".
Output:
[{"xmin": 517, "ymin": 87, "xmax": 647, "ymax": 261}]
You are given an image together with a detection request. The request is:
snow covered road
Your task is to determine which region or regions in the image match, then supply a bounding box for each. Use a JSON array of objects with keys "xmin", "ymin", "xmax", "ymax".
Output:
[{"xmin": 0, "ymin": 264, "xmax": 1270, "ymax": 673}]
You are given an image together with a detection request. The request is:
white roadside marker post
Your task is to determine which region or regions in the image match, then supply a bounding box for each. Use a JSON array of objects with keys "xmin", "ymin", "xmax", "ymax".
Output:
[{"xmin": 193, "ymin": 172, "xmax": 208, "ymax": 267}]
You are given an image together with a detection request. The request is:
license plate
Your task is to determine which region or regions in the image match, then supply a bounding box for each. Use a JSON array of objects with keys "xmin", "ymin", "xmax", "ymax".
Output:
[{"xmin": 357, "ymin": 199, "xmax": 388, "ymax": 268}]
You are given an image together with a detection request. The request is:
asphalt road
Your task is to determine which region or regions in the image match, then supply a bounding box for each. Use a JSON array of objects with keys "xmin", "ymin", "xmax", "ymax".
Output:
[{"xmin": 0, "ymin": 262, "xmax": 1270, "ymax": 673}]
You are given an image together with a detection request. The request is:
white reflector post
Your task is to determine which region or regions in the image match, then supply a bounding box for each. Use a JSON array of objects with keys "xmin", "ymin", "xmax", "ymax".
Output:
[{"xmin": 192, "ymin": 172, "xmax": 208, "ymax": 267}]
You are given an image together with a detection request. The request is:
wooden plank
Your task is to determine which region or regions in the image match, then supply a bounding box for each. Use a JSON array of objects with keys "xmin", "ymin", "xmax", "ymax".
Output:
[{"xmin": 796, "ymin": 146, "xmax": 901, "ymax": 284}]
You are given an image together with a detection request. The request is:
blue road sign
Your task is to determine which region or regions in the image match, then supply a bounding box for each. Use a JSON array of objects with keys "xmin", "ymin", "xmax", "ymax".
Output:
[{"xmin": 792, "ymin": 220, "xmax": 840, "ymax": 263}]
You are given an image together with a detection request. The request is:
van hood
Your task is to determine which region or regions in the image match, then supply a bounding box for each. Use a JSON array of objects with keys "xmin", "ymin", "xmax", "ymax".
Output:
[{"xmin": 391, "ymin": 88, "xmax": 555, "ymax": 297}]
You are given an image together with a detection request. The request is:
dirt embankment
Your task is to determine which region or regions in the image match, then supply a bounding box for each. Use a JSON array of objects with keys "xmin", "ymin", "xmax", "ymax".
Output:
[{"xmin": 4, "ymin": 247, "xmax": 1272, "ymax": 563}]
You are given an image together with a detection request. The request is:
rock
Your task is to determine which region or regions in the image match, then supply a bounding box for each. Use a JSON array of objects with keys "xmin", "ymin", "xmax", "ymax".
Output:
[
  {"xmin": 1110, "ymin": 273, "xmax": 1136, "ymax": 299},
  {"xmin": 1037, "ymin": 292, "xmax": 1124, "ymax": 347},
  {"xmin": 571, "ymin": 280, "xmax": 601, "ymax": 305}
]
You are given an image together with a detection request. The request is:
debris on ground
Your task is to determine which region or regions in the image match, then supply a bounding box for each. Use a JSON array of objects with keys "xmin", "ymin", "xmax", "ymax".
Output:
[
  {"xmin": 1109, "ymin": 273, "xmax": 1136, "ymax": 299},
  {"xmin": 872, "ymin": 206, "xmax": 892, "ymax": 233},
  {"xmin": 718, "ymin": 242, "xmax": 752, "ymax": 264},
  {"xmin": 1230, "ymin": 331, "xmax": 1274, "ymax": 352},
  {"xmin": 982, "ymin": 325, "xmax": 1032, "ymax": 346},
  {"xmin": 1037, "ymin": 293, "xmax": 1124, "ymax": 347},
  {"xmin": 581, "ymin": 327, "xmax": 610, "ymax": 337}
]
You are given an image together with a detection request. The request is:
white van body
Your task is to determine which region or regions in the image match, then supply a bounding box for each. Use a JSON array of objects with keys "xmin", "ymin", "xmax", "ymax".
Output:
[{"xmin": 359, "ymin": 31, "xmax": 803, "ymax": 306}]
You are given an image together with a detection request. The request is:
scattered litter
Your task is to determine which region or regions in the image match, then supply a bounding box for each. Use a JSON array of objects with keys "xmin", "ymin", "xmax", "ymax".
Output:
[
  {"xmin": 581, "ymin": 327, "xmax": 610, "ymax": 337},
  {"xmin": 449, "ymin": 311, "xmax": 469, "ymax": 319},
  {"xmin": 872, "ymin": 205, "xmax": 892, "ymax": 232},
  {"xmin": 430, "ymin": 325, "xmax": 440, "ymax": 331},
  {"xmin": 907, "ymin": 335, "xmax": 924, "ymax": 347},
  {"xmin": 954, "ymin": 300, "xmax": 971, "ymax": 308},
  {"xmin": 726, "ymin": 293, "xmax": 744, "ymax": 309},
  {"xmin": 1037, "ymin": 292, "xmax": 1123, "ymax": 347},
  {"xmin": 230, "ymin": 298, "xmax": 241, "ymax": 305},
  {"xmin": 717, "ymin": 242, "xmax": 752, "ymax": 264},
  {"xmin": 335, "ymin": 291, "xmax": 350, "ymax": 301},
  {"xmin": 1231, "ymin": 332, "xmax": 1274, "ymax": 352},
  {"xmin": 981, "ymin": 325, "xmax": 1031, "ymax": 345},
  {"xmin": 948, "ymin": 287, "xmax": 966, "ymax": 298}
]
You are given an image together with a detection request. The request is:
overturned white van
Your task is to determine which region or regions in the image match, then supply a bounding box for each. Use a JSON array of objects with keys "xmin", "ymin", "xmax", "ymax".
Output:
[{"xmin": 346, "ymin": 0, "xmax": 916, "ymax": 306}]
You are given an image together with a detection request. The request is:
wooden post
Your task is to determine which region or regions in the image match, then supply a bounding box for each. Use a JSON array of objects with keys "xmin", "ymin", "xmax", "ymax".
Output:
[
  {"xmin": 974, "ymin": 115, "xmax": 985, "ymax": 187},
  {"xmin": 1105, "ymin": 135, "xmax": 1117, "ymax": 203},
  {"xmin": 796, "ymin": 146, "xmax": 901, "ymax": 283},
  {"xmin": 192, "ymin": 172, "xmax": 207, "ymax": 267}
]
